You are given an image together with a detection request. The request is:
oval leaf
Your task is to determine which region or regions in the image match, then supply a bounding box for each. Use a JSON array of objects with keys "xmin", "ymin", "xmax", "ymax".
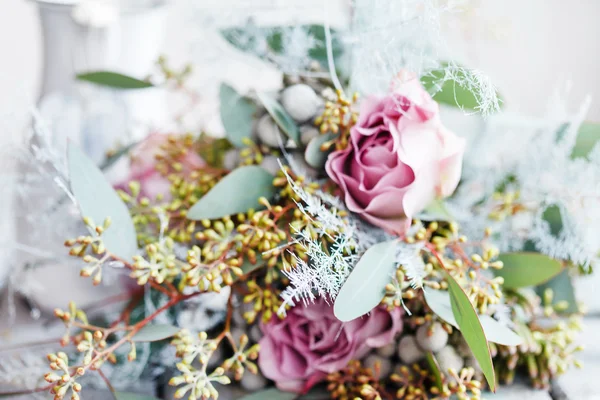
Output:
[
  {"xmin": 421, "ymin": 63, "xmax": 503, "ymax": 111},
  {"xmin": 479, "ymin": 316, "xmax": 522, "ymax": 346},
  {"xmin": 419, "ymin": 199, "xmax": 454, "ymax": 222},
  {"xmin": 572, "ymin": 122, "xmax": 600, "ymax": 159},
  {"xmin": 68, "ymin": 144, "xmax": 138, "ymax": 261},
  {"xmin": 424, "ymin": 288, "xmax": 457, "ymax": 326},
  {"xmin": 132, "ymin": 324, "xmax": 180, "ymax": 342},
  {"xmin": 535, "ymin": 269, "xmax": 579, "ymax": 314},
  {"xmin": 425, "ymin": 288, "xmax": 521, "ymax": 346},
  {"xmin": 115, "ymin": 393, "xmax": 161, "ymax": 400},
  {"xmin": 76, "ymin": 71, "xmax": 154, "ymax": 89},
  {"xmin": 446, "ymin": 273, "xmax": 496, "ymax": 391},
  {"xmin": 257, "ymin": 92, "xmax": 300, "ymax": 144},
  {"xmin": 220, "ymin": 83, "xmax": 257, "ymax": 148},
  {"xmin": 304, "ymin": 133, "xmax": 334, "ymax": 169},
  {"xmin": 425, "ymin": 352, "xmax": 444, "ymax": 390},
  {"xmin": 187, "ymin": 166, "xmax": 276, "ymax": 220},
  {"xmin": 495, "ymin": 252, "xmax": 563, "ymax": 289},
  {"xmin": 239, "ymin": 388, "xmax": 296, "ymax": 400},
  {"xmin": 334, "ymin": 240, "xmax": 398, "ymax": 322}
]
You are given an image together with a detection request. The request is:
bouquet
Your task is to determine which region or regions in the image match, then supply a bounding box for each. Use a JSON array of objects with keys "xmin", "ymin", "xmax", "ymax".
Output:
[{"xmin": 2, "ymin": 11, "xmax": 599, "ymax": 400}]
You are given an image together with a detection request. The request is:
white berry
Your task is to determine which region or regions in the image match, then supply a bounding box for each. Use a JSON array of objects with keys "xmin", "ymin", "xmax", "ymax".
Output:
[
  {"xmin": 240, "ymin": 371, "xmax": 267, "ymax": 391},
  {"xmin": 363, "ymin": 354, "xmax": 393, "ymax": 377},
  {"xmin": 281, "ymin": 84, "xmax": 321, "ymax": 122},
  {"xmin": 416, "ymin": 322, "xmax": 448, "ymax": 353},
  {"xmin": 256, "ymin": 114, "xmax": 285, "ymax": 148},
  {"xmin": 376, "ymin": 342, "xmax": 397, "ymax": 358},
  {"xmin": 435, "ymin": 345, "xmax": 464, "ymax": 375},
  {"xmin": 397, "ymin": 335, "xmax": 424, "ymax": 364}
]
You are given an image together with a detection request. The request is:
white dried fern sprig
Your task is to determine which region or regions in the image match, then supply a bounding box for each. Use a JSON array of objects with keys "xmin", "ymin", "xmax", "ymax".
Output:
[
  {"xmin": 397, "ymin": 241, "xmax": 427, "ymax": 290},
  {"xmin": 451, "ymin": 86, "xmax": 600, "ymax": 269},
  {"xmin": 426, "ymin": 62, "xmax": 502, "ymax": 116},
  {"xmin": 277, "ymin": 163, "xmax": 362, "ymax": 313}
]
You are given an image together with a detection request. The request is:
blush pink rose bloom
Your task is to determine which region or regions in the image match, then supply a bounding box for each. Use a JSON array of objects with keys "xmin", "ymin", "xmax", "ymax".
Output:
[
  {"xmin": 118, "ymin": 133, "xmax": 205, "ymax": 200},
  {"xmin": 258, "ymin": 299, "xmax": 402, "ymax": 393},
  {"xmin": 325, "ymin": 70, "xmax": 465, "ymax": 234}
]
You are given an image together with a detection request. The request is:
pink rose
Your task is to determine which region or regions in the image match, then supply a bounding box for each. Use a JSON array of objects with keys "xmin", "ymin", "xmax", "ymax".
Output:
[
  {"xmin": 258, "ymin": 299, "xmax": 402, "ymax": 393},
  {"xmin": 325, "ymin": 70, "xmax": 465, "ymax": 234},
  {"xmin": 118, "ymin": 133, "xmax": 205, "ymax": 200}
]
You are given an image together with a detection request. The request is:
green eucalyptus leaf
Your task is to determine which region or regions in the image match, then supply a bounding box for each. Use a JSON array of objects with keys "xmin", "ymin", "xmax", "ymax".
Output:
[
  {"xmin": 421, "ymin": 63, "xmax": 502, "ymax": 111},
  {"xmin": 445, "ymin": 273, "xmax": 496, "ymax": 391},
  {"xmin": 187, "ymin": 166, "xmax": 276, "ymax": 220},
  {"xmin": 334, "ymin": 240, "xmax": 398, "ymax": 322},
  {"xmin": 68, "ymin": 143, "xmax": 138, "ymax": 261},
  {"xmin": 132, "ymin": 324, "xmax": 180, "ymax": 342},
  {"xmin": 572, "ymin": 122, "xmax": 600, "ymax": 159},
  {"xmin": 256, "ymin": 92, "xmax": 300, "ymax": 144},
  {"xmin": 425, "ymin": 352, "xmax": 444, "ymax": 390},
  {"xmin": 77, "ymin": 71, "xmax": 154, "ymax": 89},
  {"xmin": 304, "ymin": 133, "xmax": 335, "ymax": 169},
  {"xmin": 238, "ymin": 388, "xmax": 296, "ymax": 400},
  {"xmin": 115, "ymin": 393, "xmax": 161, "ymax": 400},
  {"xmin": 240, "ymin": 253, "xmax": 265, "ymax": 276},
  {"xmin": 495, "ymin": 252, "xmax": 563, "ymax": 289},
  {"xmin": 424, "ymin": 288, "xmax": 522, "ymax": 347},
  {"xmin": 536, "ymin": 269, "xmax": 579, "ymax": 314},
  {"xmin": 100, "ymin": 140, "xmax": 139, "ymax": 171},
  {"xmin": 542, "ymin": 205, "xmax": 564, "ymax": 237},
  {"xmin": 419, "ymin": 199, "xmax": 454, "ymax": 221},
  {"xmin": 219, "ymin": 83, "xmax": 257, "ymax": 148}
]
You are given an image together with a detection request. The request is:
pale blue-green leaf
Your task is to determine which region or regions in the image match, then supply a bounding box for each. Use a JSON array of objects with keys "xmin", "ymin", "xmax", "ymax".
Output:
[
  {"xmin": 238, "ymin": 388, "xmax": 296, "ymax": 400},
  {"xmin": 334, "ymin": 240, "xmax": 398, "ymax": 322},
  {"xmin": 304, "ymin": 133, "xmax": 334, "ymax": 169},
  {"xmin": 418, "ymin": 199, "xmax": 454, "ymax": 221},
  {"xmin": 132, "ymin": 324, "xmax": 180, "ymax": 342},
  {"xmin": 424, "ymin": 288, "xmax": 522, "ymax": 346},
  {"xmin": 115, "ymin": 393, "xmax": 161, "ymax": 400},
  {"xmin": 424, "ymin": 288, "xmax": 457, "ymax": 325},
  {"xmin": 187, "ymin": 166, "xmax": 276, "ymax": 220},
  {"xmin": 536, "ymin": 269, "xmax": 579, "ymax": 314},
  {"xmin": 77, "ymin": 71, "xmax": 154, "ymax": 89},
  {"xmin": 68, "ymin": 144, "xmax": 138, "ymax": 261},
  {"xmin": 257, "ymin": 92, "xmax": 300, "ymax": 144},
  {"xmin": 572, "ymin": 122, "xmax": 600, "ymax": 159},
  {"xmin": 220, "ymin": 83, "xmax": 257, "ymax": 148},
  {"xmin": 221, "ymin": 24, "xmax": 346, "ymax": 77},
  {"xmin": 495, "ymin": 252, "xmax": 563, "ymax": 289},
  {"xmin": 446, "ymin": 273, "xmax": 496, "ymax": 391}
]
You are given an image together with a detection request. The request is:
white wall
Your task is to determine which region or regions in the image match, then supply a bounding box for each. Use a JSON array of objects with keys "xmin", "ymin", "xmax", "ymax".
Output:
[{"xmin": 1, "ymin": 0, "xmax": 599, "ymax": 126}]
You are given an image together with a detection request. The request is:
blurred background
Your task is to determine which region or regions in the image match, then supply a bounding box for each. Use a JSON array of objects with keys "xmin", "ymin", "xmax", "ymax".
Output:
[
  {"xmin": 2, "ymin": 0, "xmax": 599, "ymax": 134},
  {"xmin": 1, "ymin": 0, "xmax": 599, "ymax": 333},
  {"xmin": 0, "ymin": 1, "xmax": 599, "ymax": 398}
]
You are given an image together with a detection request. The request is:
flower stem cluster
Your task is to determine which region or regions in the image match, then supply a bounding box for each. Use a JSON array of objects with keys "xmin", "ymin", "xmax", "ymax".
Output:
[
  {"xmin": 314, "ymin": 89, "xmax": 359, "ymax": 150},
  {"xmin": 64, "ymin": 217, "xmax": 111, "ymax": 285},
  {"xmin": 44, "ymin": 352, "xmax": 84, "ymax": 400},
  {"xmin": 496, "ymin": 288, "xmax": 584, "ymax": 389},
  {"xmin": 326, "ymin": 359, "xmax": 385, "ymax": 400}
]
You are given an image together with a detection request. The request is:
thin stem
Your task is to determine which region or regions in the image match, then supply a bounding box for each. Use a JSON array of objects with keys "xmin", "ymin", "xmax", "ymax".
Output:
[
  {"xmin": 97, "ymin": 368, "xmax": 117, "ymax": 398},
  {"xmin": 0, "ymin": 383, "xmax": 53, "ymax": 397},
  {"xmin": 150, "ymin": 280, "xmax": 173, "ymax": 298},
  {"xmin": 78, "ymin": 291, "xmax": 201, "ymax": 375}
]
